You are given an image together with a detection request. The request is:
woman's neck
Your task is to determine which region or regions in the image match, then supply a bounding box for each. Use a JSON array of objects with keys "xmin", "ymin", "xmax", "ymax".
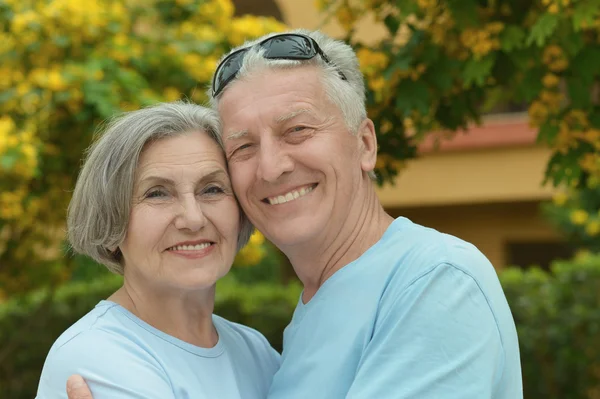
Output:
[{"xmin": 109, "ymin": 281, "xmax": 218, "ymax": 348}]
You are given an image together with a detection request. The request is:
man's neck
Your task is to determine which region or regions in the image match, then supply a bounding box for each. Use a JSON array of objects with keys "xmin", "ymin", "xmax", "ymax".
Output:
[{"xmin": 284, "ymin": 186, "xmax": 394, "ymax": 303}]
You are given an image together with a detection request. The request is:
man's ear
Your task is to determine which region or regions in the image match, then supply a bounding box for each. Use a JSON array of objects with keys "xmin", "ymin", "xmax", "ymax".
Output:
[{"xmin": 357, "ymin": 118, "xmax": 377, "ymax": 173}]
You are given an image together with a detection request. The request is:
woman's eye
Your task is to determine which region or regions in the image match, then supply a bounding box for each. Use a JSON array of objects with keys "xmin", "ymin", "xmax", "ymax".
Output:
[{"xmin": 146, "ymin": 189, "xmax": 167, "ymax": 199}]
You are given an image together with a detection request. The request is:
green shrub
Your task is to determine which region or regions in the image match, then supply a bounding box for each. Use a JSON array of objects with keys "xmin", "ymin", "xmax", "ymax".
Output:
[
  {"xmin": 0, "ymin": 273, "xmax": 300, "ymax": 399},
  {"xmin": 500, "ymin": 253, "xmax": 600, "ymax": 399},
  {"xmin": 4, "ymin": 255, "xmax": 599, "ymax": 399}
]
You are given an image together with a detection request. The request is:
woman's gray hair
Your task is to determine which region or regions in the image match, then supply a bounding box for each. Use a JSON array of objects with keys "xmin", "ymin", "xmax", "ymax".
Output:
[
  {"xmin": 67, "ymin": 101, "xmax": 254, "ymax": 274},
  {"xmin": 209, "ymin": 29, "xmax": 376, "ymax": 180}
]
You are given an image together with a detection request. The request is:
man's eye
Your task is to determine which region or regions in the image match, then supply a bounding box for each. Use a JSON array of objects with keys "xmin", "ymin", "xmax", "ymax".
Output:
[
  {"xmin": 204, "ymin": 185, "xmax": 225, "ymax": 195},
  {"xmin": 236, "ymin": 143, "xmax": 252, "ymax": 151},
  {"xmin": 230, "ymin": 143, "xmax": 252, "ymax": 158},
  {"xmin": 290, "ymin": 126, "xmax": 306, "ymax": 133}
]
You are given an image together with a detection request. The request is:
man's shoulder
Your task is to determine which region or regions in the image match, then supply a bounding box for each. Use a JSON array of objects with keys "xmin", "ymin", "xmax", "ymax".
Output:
[
  {"xmin": 371, "ymin": 218, "xmax": 498, "ymax": 291},
  {"xmin": 375, "ymin": 217, "xmax": 484, "ymax": 266}
]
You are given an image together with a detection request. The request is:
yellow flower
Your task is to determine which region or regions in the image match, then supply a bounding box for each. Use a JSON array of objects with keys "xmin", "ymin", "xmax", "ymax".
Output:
[
  {"xmin": 47, "ymin": 69, "xmax": 68, "ymax": 91},
  {"xmin": 542, "ymin": 73, "xmax": 560, "ymax": 87},
  {"xmin": 335, "ymin": 5, "xmax": 356, "ymax": 32},
  {"xmin": 368, "ymin": 76, "xmax": 386, "ymax": 93},
  {"xmin": 570, "ymin": 209, "xmax": 589, "ymax": 225},
  {"xmin": 357, "ymin": 48, "xmax": 389, "ymax": 76},
  {"xmin": 163, "ymin": 87, "xmax": 181, "ymax": 102},
  {"xmin": 249, "ymin": 230, "xmax": 265, "ymax": 246},
  {"xmin": 586, "ymin": 220, "xmax": 600, "ymax": 236},
  {"xmin": 528, "ymin": 101, "xmax": 549, "ymax": 126},
  {"xmin": 552, "ymin": 191, "xmax": 569, "ymax": 206},
  {"xmin": 548, "ymin": 3, "xmax": 559, "ymax": 14}
]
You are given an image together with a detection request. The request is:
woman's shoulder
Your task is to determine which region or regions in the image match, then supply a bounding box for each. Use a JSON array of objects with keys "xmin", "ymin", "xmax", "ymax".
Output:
[
  {"xmin": 48, "ymin": 301, "xmax": 155, "ymax": 360},
  {"xmin": 37, "ymin": 302, "xmax": 173, "ymax": 398}
]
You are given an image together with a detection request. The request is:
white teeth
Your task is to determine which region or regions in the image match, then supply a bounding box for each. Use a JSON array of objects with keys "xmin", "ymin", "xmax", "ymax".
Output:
[
  {"xmin": 170, "ymin": 243, "xmax": 211, "ymax": 251},
  {"xmin": 267, "ymin": 185, "xmax": 315, "ymax": 205}
]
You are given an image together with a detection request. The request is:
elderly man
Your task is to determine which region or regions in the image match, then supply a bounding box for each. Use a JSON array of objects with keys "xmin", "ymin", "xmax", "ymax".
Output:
[{"xmin": 67, "ymin": 29, "xmax": 522, "ymax": 398}]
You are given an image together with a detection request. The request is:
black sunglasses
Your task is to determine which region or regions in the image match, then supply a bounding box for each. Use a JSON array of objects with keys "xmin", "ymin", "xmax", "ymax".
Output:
[{"xmin": 211, "ymin": 33, "xmax": 348, "ymax": 97}]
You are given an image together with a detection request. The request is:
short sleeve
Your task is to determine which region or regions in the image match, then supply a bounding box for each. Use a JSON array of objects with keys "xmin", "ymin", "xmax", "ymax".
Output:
[
  {"xmin": 36, "ymin": 329, "xmax": 175, "ymax": 399},
  {"xmin": 345, "ymin": 263, "xmax": 505, "ymax": 399}
]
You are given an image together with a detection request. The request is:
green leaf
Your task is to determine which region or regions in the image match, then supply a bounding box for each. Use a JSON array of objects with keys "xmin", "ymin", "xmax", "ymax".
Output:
[
  {"xmin": 566, "ymin": 76, "xmax": 591, "ymax": 109},
  {"xmin": 571, "ymin": 48, "xmax": 600, "ymax": 83},
  {"xmin": 462, "ymin": 54, "xmax": 496, "ymax": 88},
  {"xmin": 394, "ymin": 80, "xmax": 431, "ymax": 117},
  {"xmin": 447, "ymin": 0, "xmax": 479, "ymax": 26},
  {"xmin": 52, "ymin": 35, "xmax": 70, "ymax": 48},
  {"xmin": 383, "ymin": 14, "xmax": 400, "ymax": 36},
  {"xmin": 1, "ymin": 149, "xmax": 20, "ymax": 170},
  {"xmin": 572, "ymin": 1, "xmax": 600, "ymax": 31},
  {"xmin": 425, "ymin": 59, "xmax": 457, "ymax": 91},
  {"xmin": 500, "ymin": 25, "xmax": 526, "ymax": 52},
  {"xmin": 527, "ymin": 13, "xmax": 560, "ymax": 47},
  {"xmin": 394, "ymin": 0, "xmax": 419, "ymax": 18},
  {"xmin": 537, "ymin": 120, "xmax": 560, "ymax": 146}
]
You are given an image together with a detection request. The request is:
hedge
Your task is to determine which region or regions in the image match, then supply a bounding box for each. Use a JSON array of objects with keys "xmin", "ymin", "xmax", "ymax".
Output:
[{"xmin": 1, "ymin": 254, "xmax": 599, "ymax": 398}]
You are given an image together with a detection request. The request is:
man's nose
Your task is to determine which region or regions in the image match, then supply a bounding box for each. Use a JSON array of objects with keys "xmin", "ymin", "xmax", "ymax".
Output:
[{"xmin": 256, "ymin": 140, "xmax": 294, "ymax": 183}]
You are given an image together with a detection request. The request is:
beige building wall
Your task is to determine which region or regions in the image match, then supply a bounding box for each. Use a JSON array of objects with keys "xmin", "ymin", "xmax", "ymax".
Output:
[{"xmin": 388, "ymin": 201, "xmax": 561, "ymax": 269}]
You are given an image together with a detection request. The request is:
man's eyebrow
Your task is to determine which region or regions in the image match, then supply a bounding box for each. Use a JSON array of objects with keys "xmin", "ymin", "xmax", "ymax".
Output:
[
  {"xmin": 225, "ymin": 129, "xmax": 248, "ymax": 141},
  {"xmin": 274, "ymin": 108, "xmax": 313, "ymax": 124}
]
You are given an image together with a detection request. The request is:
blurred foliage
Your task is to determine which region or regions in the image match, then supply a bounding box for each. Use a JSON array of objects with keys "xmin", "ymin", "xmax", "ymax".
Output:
[
  {"xmin": 0, "ymin": 272, "xmax": 301, "ymax": 399},
  {"xmin": 317, "ymin": 0, "xmax": 600, "ymax": 191},
  {"xmin": 544, "ymin": 183, "xmax": 600, "ymax": 252},
  {"xmin": 0, "ymin": 0, "xmax": 285, "ymax": 298},
  {"xmin": 3, "ymin": 249, "xmax": 599, "ymax": 398},
  {"xmin": 500, "ymin": 253, "xmax": 600, "ymax": 398}
]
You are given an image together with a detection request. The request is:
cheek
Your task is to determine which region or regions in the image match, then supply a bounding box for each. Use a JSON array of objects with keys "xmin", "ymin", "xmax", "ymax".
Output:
[
  {"xmin": 125, "ymin": 207, "xmax": 171, "ymax": 246},
  {"xmin": 229, "ymin": 166, "xmax": 252, "ymax": 199},
  {"xmin": 213, "ymin": 200, "xmax": 242, "ymax": 242}
]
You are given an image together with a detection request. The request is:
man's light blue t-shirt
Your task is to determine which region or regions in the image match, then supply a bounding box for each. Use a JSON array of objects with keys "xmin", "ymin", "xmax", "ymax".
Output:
[
  {"xmin": 268, "ymin": 217, "xmax": 523, "ymax": 399},
  {"xmin": 36, "ymin": 300, "xmax": 280, "ymax": 399}
]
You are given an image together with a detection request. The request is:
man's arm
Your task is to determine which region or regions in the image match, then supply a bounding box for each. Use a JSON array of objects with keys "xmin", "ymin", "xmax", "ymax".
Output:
[{"xmin": 345, "ymin": 262, "xmax": 507, "ymax": 399}]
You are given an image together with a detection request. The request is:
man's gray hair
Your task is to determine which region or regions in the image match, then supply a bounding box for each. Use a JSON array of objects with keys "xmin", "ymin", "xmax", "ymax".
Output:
[
  {"xmin": 67, "ymin": 101, "xmax": 254, "ymax": 274},
  {"xmin": 209, "ymin": 29, "xmax": 367, "ymax": 133}
]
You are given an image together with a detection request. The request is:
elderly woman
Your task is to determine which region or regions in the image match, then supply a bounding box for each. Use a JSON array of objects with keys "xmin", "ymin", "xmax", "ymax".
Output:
[{"xmin": 36, "ymin": 102, "xmax": 280, "ymax": 398}]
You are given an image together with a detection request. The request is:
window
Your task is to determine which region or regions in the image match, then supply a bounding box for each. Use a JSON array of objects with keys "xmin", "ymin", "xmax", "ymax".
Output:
[{"xmin": 505, "ymin": 240, "xmax": 575, "ymax": 271}]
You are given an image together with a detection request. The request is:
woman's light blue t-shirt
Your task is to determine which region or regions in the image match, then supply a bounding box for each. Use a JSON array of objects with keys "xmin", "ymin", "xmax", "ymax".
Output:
[{"xmin": 36, "ymin": 300, "xmax": 280, "ymax": 399}]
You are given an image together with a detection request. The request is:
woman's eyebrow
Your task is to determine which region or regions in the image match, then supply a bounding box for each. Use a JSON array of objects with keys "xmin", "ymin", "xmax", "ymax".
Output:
[{"xmin": 136, "ymin": 169, "xmax": 229, "ymax": 189}]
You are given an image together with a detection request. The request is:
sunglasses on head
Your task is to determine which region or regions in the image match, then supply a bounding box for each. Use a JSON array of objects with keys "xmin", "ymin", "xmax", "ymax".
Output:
[{"xmin": 211, "ymin": 33, "xmax": 348, "ymax": 98}]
